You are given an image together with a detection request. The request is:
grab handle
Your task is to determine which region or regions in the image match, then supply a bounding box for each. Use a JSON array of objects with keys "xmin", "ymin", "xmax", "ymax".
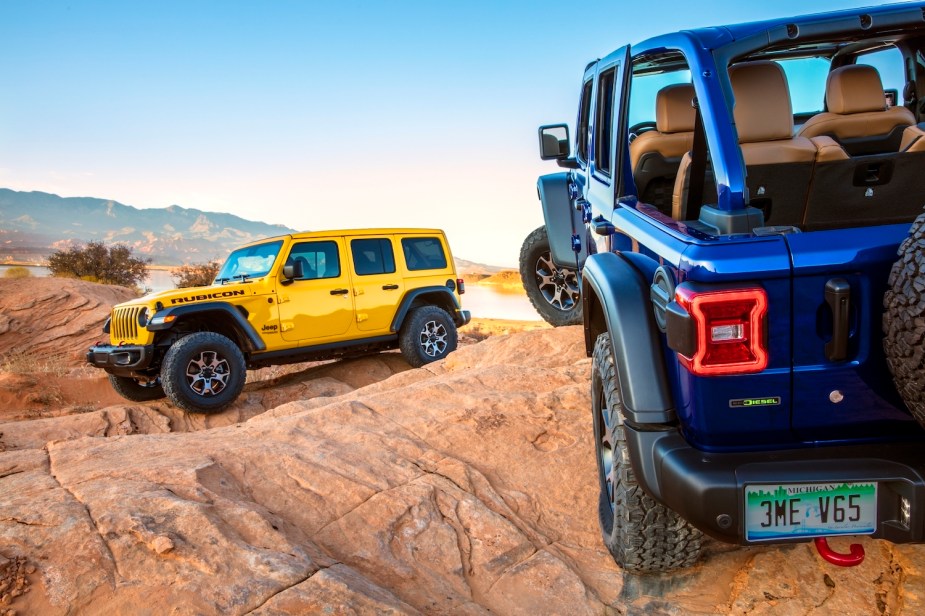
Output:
[{"xmin": 825, "ymin": 278, "xmax": 850, "ymax": 362}]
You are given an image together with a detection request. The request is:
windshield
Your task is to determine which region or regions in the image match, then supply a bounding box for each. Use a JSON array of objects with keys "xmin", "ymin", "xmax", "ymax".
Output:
[{"xmin": 215, "ymin": 240, "xmax": 283, "ymax": 282}]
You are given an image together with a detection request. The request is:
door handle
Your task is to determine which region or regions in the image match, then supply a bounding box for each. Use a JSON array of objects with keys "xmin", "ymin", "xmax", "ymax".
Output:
[
  {"xmin": 825, "ymin": 278, "xmax": 850, "ymax": 361},
  {"xmin": 382, "ymin": 284, "xmax": 399, "ymax": 290},
  {"xmin": 330, "ymin": 288, "xmax": 349, "ymax": 295}
]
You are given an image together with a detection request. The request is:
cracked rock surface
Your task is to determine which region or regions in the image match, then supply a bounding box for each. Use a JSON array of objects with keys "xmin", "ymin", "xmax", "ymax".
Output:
[{"xmin": 1, "ymin": 280, "xmax": 924, "ymax": 614}]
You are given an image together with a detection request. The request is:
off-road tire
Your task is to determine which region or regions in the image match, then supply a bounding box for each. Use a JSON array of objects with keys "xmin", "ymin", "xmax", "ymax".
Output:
[
  {"xmin": 161, "ymin": 331, "xmax": 246, "ymax": 414},
  {"xmin": 519, "ymin": 226, "xmax": 582, "ymax": 327},
  {"xmin": 399, "ymin": 305, "xmax": 458, "ymax": 368},
  {"xmin": 591, "ymin": 332, "xmax": 703, "ymax": 573},
  {"xmin": 108, "ymin": 374, "xmax": 166, "ymax": 402},
  {"xmin": 884, "ymin": 211, "xmax": 925, "ymax": 428}
]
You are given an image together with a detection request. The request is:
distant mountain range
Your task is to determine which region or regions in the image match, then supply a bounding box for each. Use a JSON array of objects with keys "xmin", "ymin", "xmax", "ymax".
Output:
[
  {"xmin": 0, "ymin": 189, "xmax": 505, "ymax": 273},
  {"xmin": 0, "ymin": 189, "xmax": 295, "ymax": 266}
]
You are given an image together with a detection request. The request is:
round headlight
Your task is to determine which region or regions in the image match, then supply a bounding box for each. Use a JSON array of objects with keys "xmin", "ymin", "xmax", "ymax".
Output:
[{"xmin": 137, "ymin": 307, "xmax": 149, "ymax": 327}]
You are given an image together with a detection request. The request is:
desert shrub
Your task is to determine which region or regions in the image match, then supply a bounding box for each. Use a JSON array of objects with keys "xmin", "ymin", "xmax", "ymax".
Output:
[
  {"xmin": 47, "ymin": 241, "xmax": 150, "ymax": 287},
  {"xmin": 2, "ymin": 266, "xmax": 31, "ymax": 279},
  {"xmin": 172, "ymin": 261, "xmax": 221, "ymax": 288}
]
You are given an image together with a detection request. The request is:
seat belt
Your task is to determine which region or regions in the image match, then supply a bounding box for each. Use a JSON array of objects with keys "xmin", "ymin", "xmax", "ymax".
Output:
[{"xmin": 685, "ymin": 101, "xmax": 708, "ymax": 220}]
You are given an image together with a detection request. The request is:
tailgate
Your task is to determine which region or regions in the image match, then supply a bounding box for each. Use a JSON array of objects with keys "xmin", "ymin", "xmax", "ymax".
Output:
[{"xmin": 785, "ymin": 225, "xmax": 919, "ymax": 442}]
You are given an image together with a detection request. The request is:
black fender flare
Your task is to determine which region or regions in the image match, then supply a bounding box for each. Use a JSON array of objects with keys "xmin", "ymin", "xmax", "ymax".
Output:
[
  {"xmin": 581, "ymin": 252, "xmax": 676, "ymax": 425},
  {"xmin": 147, "ymin": 302, "xmax": 266, "ymax": 352},
  {"xmin": 390, "ymin": 287, "xmax": 463, "ymax": 332},
  {"xmin": 538, "ymin": 172, "xmax": 588, "ymax": 268}
]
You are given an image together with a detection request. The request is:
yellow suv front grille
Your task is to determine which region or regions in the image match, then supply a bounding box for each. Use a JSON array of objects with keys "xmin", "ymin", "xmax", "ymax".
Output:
[{"xmin": 111, "ymin": 306, "xmax": 142, "ymax": 341}]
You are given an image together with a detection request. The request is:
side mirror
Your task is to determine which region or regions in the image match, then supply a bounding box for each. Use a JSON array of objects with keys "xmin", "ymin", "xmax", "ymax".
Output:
[
  {"xmin": 283, "ymin": 260, "xmax": 303, "ymax": 281},
  {"xmin": 884, "ymin": 88, "xmax": 898, "ymax": 108},
  {"xmin": 538, "ymin": 124, "xmax": 570, "ymax": 160}
]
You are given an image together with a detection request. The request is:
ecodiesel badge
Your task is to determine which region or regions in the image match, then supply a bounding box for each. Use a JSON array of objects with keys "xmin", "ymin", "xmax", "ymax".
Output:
[{"xmin": 729, "ymin": 397, "xmax": 782, "ymax": 408}]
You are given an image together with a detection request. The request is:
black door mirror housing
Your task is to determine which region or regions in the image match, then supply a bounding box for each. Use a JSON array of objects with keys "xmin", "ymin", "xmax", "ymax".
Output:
[
  {"xmin": 538, "ymin": 124, "xmax": 570, "ymax": 160},
  {"xmin": 282, "ymin": 260, "xmax": 303, "ymax": 282}
]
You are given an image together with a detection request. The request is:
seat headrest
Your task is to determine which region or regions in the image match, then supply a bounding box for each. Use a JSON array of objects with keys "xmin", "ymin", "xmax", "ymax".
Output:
[
  {"xmin": 826, "ymin": 64, "xmax": 887, "ymax": 114},
  {"xmin": 656, "ymin": 84, "xmax": 696, "ymax": 134},
  {"xmin": 729, "ymin": 61, "xmax": 794, "ymax": 143}
]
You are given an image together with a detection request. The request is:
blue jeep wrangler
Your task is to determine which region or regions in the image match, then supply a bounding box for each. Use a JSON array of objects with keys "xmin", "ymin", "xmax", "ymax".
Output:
[{"xmin": 534, "ymin": 2, "xmax": 925, "ymax": 572}]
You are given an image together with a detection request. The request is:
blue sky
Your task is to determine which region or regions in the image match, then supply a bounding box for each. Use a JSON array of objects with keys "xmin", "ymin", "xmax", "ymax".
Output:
[{"xmin": 0, "ymin": 0, "xmax": 909, "ymax": 266}]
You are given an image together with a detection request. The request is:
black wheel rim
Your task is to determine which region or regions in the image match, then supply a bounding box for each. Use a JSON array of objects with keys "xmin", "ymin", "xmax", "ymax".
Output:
[
  {"xmin": 597, "ymin": 383, "xmax": 618, "ymax": 513},
  {"xmin": 534, "ymin": 250, "xmax": 580, "ymax": 312},
  {"xmin": 419, "ymin": 319, "xmax": 448, "ymax": 357},
  {"xmin": 185, "ymin": 351, "xmax": 231, "ymax": 397}
]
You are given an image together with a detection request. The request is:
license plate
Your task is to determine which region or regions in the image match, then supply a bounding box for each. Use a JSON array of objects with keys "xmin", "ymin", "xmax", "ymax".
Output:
[{"xmin": 745, "ymin": 482, "xmax": 877, "ymax": 542}]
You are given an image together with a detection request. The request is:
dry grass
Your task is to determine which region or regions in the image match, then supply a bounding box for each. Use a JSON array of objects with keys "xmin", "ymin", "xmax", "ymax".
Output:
[
  {"xmin": 25, "ymin": 390, "xmax": 65, "ymax": 407},
  {"xmin": 2, "ymin": 266, "xmax": 31, "ymax": 279},
  {"xmin": 0, "ymin": 350, "xmax": 70, "ymax": 377}
]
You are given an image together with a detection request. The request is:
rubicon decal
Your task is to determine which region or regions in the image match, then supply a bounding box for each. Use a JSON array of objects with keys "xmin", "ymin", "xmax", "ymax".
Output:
[
  {"xmin": 170, "ymin": 290, "xmax": 246, "ymax": 305},
  {"xmin": 729, "ymin": 397, "xmax": 782, "ymax": 408}
]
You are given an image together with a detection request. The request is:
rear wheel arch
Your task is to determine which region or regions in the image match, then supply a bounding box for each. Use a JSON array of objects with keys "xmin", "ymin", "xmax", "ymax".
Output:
[
  {"xmin": 581, "ymin": 252, "xmax": 676, "ymax": 425},
  {"xmin": 391, "ymin": 287, "xmax": 461, "ymax": 331}
]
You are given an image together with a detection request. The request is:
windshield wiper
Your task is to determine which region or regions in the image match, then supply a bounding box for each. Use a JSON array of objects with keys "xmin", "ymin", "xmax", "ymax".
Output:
[
  {"xmin": 215, "ymin": 277, "xmax": 230, "ymax": 285},
  {"xmin": 232, "ymin": 274, "xmax": 251, "ymax": 283}
]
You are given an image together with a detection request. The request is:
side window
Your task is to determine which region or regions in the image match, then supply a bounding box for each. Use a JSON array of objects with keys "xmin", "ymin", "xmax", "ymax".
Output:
[
  {"xmin": 351, "ymin": 238, "xmax": 396, "ymax": 276},
  {"xmin": 595, "ymin": 68, "xmax": 616, "ymax": 175},
  {"xmin": 286, "ymin": 240, "xmax": 341, "ymax": 280},
  {"xmin": 576, "ymin": 79, "xmax": 593, "ymax": 163},
  {"xmin": 857, "ymin": 46, "xmax": 905, "ymax": 106},
  {"xmin": 401, "ymin": 237, "xmax": 448, "ymax": 271}
]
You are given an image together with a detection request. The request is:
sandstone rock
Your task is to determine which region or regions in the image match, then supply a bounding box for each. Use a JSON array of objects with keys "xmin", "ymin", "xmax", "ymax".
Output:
[
  {"xmin": 0, "ymin": 278, "xmax": 136, "ymax": 365},
  {"xmin": 1, "ymin": 279, "xmax": 924, "ymax": 614}
]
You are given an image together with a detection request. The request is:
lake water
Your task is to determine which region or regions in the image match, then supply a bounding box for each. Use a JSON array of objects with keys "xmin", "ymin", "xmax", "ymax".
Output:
[{"xmin": 0, "ymin": 265, "xmax": 541, "ymax": 322}]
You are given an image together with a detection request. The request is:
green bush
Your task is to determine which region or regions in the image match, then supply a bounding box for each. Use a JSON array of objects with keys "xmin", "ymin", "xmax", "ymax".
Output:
[
  {"xmin": 172, "ymin": 261, "xmax": 222, "ymax": 288},
  {"xmin": 47, "ymin": 241, "xmax": 150, "ymax": 288}
]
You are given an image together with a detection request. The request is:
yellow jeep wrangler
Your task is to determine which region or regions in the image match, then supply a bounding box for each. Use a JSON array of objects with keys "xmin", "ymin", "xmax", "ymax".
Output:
[{"xmin": 87, "ymin": 228, "xmax": 470, "ymax": 413}]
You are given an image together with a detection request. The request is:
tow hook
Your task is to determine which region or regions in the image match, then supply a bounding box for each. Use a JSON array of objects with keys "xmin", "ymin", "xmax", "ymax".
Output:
[{"xmin": 814, "ymin": 537, "xmax": 865, "ymax": 567}]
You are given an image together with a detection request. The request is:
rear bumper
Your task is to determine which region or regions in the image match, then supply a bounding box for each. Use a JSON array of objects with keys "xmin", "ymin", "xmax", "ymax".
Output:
[
  {"xmin": 627, "ymin": 425, "xmax": 925, "ymax": 545},
  {"xmin": 86, "ymin": 344, "xmax": 155, "ymax": 375},
  {"xmin": 456, "ymin": 309, "xmax": 471, "ymax": 327}
]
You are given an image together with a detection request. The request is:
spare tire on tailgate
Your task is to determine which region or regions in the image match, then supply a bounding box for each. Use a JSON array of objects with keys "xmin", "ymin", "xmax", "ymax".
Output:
[{"xmin": 883, "ymin": 211, "xmax": 925, "ymax": 428}]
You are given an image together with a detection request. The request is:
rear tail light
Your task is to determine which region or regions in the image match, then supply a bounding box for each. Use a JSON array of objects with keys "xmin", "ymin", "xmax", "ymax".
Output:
[
  {"xmin": 457, "ymin": 278, "xmax": 465, "ymax": 294},
  {"xmin": 667, "ymin": 285, "xmax": 768, "ymax": 376}
]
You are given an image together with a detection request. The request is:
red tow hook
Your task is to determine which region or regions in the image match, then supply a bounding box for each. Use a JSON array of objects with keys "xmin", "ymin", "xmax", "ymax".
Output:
[{"xmin": 814, "ymin": 537, "xmax": 865, "ymax": 567}]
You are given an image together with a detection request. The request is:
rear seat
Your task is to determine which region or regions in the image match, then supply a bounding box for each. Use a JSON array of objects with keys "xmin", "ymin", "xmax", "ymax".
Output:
[
  {"xmin": 801, "ymin": 123, "xmax": 925, "ymax": 230},
  {"xmin": 672, "ymin": 61, "xmax": 815, "ymax": 226},
  {"xmin": 797, "ymin": 64, "xmax": 916, "ymax": 156},
  {"xmin": 671, "ymin": 60, "xmax": 925, "ymax": 232}
]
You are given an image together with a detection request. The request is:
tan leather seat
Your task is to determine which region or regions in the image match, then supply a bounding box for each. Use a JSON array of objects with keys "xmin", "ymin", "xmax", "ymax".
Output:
[
  {"xmin": 629, "ymin": 84, "xmax": 695, "ymax": 214},
  {"xmin": 730, "ymin": 61, "xmax": 817, "ymax": 166},
  {"xmin": 797, "ymin": 64, "xmax": 915, "ymax": 154},
  {"xmin": 672, "ymin": 61, "xmax": 815, "ymax": 225}
]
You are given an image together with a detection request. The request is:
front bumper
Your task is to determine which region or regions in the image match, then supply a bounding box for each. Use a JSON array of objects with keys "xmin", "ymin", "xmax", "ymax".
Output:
[
  {"xmin": 86, "ymin": 344, "xmax": 156, "ymax": 375},
  {"xmin": 627, "ymin": 425, "xmax": 925, "ymax": 545}
]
